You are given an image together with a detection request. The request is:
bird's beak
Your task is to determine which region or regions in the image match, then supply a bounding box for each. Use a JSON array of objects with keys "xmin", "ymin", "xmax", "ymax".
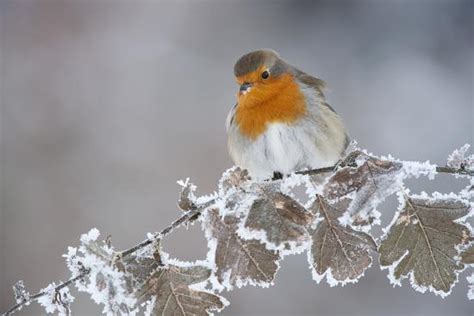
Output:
[{"xmin": 239, "ymin": 82, "xmax": 253, "ymax": 95}]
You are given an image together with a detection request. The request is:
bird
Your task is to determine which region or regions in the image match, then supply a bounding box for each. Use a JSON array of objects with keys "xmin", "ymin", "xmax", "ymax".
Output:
[{"xmin": 226, "ymin": 49, "xmax": 349, "ymax": 180}]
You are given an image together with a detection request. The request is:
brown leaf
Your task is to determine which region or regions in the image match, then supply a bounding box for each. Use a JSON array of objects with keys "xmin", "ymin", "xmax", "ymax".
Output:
[
  {"xmin": 204, "ymin": 208, "xmax": 280, "ymax": 288},
  {"xmin": 243, "ymin": 191, "xmax": 314, "ymax": 252},
  {"xmin": 125, "ymin": 255, "xmax": 160, "ymax": 288},
  {"xmin": 219, "ymin": 167, "xmax": 250, "ymax": 193},
  {"xmin": 308, "ymin": 195, "xmax": 377, "ymax": 284},
  {"xmin": 135, "ymin": 263, "xmax": 226, "ymax": 316},
  {"xmin": 379, "ymin": 194, "xmax": 471, "ymax": 296},
  {"xmin": 324, "ymin": 151, "xmax": 403, "ymax": 218},
  {"xmin": 122, "ymin": 242, "xmax": 225, "ymax": 315},
  {"xmin": 461, "ymin": 244, "xmax": 474, "ymax": 265},
  {"xmin": 178, "ymin": 180, "xmax": 197, "ymax": 212}
]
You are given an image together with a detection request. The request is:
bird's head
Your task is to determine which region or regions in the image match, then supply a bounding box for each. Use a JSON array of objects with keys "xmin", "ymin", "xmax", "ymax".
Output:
[{"xmin": 233, "ymin": 49, "xmax": 295, "ymax": 108}]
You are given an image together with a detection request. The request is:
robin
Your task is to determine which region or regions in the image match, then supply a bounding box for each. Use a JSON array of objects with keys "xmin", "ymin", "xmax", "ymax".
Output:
[{"xmin": 226, "ymin": 49, "xmax": 349, "ymax": 180}]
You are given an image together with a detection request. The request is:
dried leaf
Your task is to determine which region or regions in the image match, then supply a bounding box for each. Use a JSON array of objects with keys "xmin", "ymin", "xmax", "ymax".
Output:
[
  {"xmin": 204, "ymin": 208, "xmax": 280, "ymax": 288},
  {"xmin": 379, "ymin": 194, "xmax": 471, "ymax": 296},
  {"xmin": 461, "ymin": 244, "xmax": 474, "ymax": 265},
  {"xmin": 66, "ymin": 229, "xmax": 137, "ymax": 314},
  {"xmin": 136, "ymin": 263, "xmax": 226, "ymax": 316},
  {"xmin": 178, "ymin": 180, "xmax": 197, "ymax": 212},
  {"xmin": 243, "ymin": 191, "xmax": 314, "ymax": 252},
  {"xmin": 308, "ymin": 196, "xmax": 377, "ymax": 284},
  {"xmin": 124, "ymin": 250, "xmax": 162, "ymax": 292},
  {"xmin": 324, "ymin": 151, "xmax": 403, "ymax": 218},
  {"xmin": 219, "ymin": 167, "xmax": 250, "ymax": 193}
]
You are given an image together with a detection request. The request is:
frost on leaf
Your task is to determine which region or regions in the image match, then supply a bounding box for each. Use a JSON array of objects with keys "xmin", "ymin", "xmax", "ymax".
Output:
[
  {"xmin": 204, "ymin": 208, "xmax": 280, "ymax": 289},
  {"xmin": 242, "ymin": 191, "xmax": 314, "ymax": 253},
  {"xmin": 177, "ymin": 178, "xmax": 197, "ymax": 211},
  {"xmin": 467, "ymin": 273, "xmax": 474, "ymax": 300},
  {"xmin": 37, "ymin": 283, "xmax": 74, "ymax": 315},
  {"xmin": 447, "ymin": 144, "xmax": 474, "ymax": 171},
  {"xmin": 134, "ymin": 261, "xmax": 226, "ymax": 316},
  {"xmin": 219, "ymin": 167, "xmax": 250, "ymax": 193},
  {"xmin": 379, "ymin": 194, "xmax": 471, "ymax": 296},
  {"xmin": 323, "ymin": 151, "xmax": 403, "ymax": 220},
  {"xmin": 13, "ymin": 280, "xmax": 30, "ymax": 305},
  {"xmin": 216, "ymin": 167, "xmax": 255, "ymax": 215},
  {"xmin": 307, "ymin": 195, "xmax": 377, "ymax": 285},
  {"xmin": 65, "ymin": 229, "xmax": 137, "ymax": 314},
  {"xmin": 462, "ymin": 244, "xmax": 474, "ymax": 299},
  {"xmin": 461, "ymin": 244, "xmax": 474, "ymax": 265}
]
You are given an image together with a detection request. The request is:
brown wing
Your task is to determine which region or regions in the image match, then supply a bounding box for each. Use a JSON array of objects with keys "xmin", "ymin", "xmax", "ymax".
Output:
[
  {"xmin": 294, "ymin": 69, "xmax": 339, "ymax": 114},
  {"xmin": 294, "ymin": 69, "xmax": 350, "ymax": 152}
]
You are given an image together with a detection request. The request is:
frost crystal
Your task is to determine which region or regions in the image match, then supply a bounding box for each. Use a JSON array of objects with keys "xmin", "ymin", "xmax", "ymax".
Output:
[
  {"xmin": 12, "ymin": 280, "xmax": 30, "ymax": 305},
  {"xmin": 467, "ymin": 273, "xmax": 474, "ymax": 300},
  {"xmin": 239, "ymin": 190, "xmax": 314, "ymax": 254},
  {"xmin": 401, "ymin": 160, "xmax": 438, "ymax": 180},
  {"xmin": 37, "ymin": 283, "xmax": 74, "ymax": 315},
  {"xmin": 133, "ymin": 258, "xmax": 227, "ymax": 315},
  {"xmin": 447, "ymin": 144, "xmax": 474, "ymax": 170},
  {"xmin": 323, "ymin": 151, "xmax": 404, "ymax": 222},
  {"xmin": 65, "ymin": 229, "xmax": 138, "ymax": 315}
]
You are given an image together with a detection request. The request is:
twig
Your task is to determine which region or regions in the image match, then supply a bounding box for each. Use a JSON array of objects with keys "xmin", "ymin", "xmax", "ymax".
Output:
[
  {"xmin": 1, "ymin": 162, "xmax": 471, "ymax": 316},
  {"xmin": 297, "ymin": 166, "xmax": 336, "ymax": 176},
  {"xmin": 2, "ymin": 199, "xmax": 214, "ymax": 316},
  {"xmin": 3, "ymin": 274, "xmax": 84, "ymax": 316},
  {"xmin": 121, "ymin": 199, "xmax": 214, "ymax": 258},
  {"xmin": 436, "ymin": 166, "xmax": 473, "ymax": 176}
]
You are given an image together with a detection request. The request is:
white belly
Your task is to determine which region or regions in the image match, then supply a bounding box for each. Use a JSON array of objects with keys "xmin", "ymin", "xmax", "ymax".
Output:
[{"xmin": 231, "ymin": 122, "xmax": 334, "ymax": 180}]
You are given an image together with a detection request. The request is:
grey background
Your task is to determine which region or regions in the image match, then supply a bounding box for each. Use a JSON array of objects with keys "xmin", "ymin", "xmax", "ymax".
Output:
[{"xmin": 1, "ymin": 0, "xmax": 473, "ymax": 315}]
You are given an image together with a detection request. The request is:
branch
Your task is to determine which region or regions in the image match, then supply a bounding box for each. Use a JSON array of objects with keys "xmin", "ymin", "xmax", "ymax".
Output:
[
  {"xmin": 435, "ymin": 166, "xmax": 473, "ymax": 176},
  {"xmin": 2, "ymin": 199, "xmax": 214, "ymax": 316},
  {"xmin": 3, "ymin": 274, "xmax": 83, "ymax": 316},
  {"xmin": 1, "ymin": 161, "xmax": 471, "ymax": 316}
]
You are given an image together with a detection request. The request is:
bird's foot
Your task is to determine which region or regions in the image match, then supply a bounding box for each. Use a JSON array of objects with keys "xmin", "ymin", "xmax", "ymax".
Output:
[{"xmin": 272, "ymin": 171, "xmax": 284, "ymax": 180}]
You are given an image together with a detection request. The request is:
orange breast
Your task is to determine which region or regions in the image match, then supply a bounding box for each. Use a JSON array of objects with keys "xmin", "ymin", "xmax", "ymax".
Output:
[{"xmin": 235, "ymin": 74, "xmax": 307, "ymax": 140}]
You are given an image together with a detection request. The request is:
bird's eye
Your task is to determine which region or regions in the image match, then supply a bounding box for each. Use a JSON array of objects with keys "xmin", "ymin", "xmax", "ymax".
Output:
[{"xmin": 261, "ymin": 70, "xmax": 270, "ymax": 79}]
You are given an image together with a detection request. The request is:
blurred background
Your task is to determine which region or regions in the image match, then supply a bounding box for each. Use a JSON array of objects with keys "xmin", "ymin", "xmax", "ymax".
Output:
[{"xmin": 1, "ymin": 0, "xmax": 473, "ymax": 315}]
